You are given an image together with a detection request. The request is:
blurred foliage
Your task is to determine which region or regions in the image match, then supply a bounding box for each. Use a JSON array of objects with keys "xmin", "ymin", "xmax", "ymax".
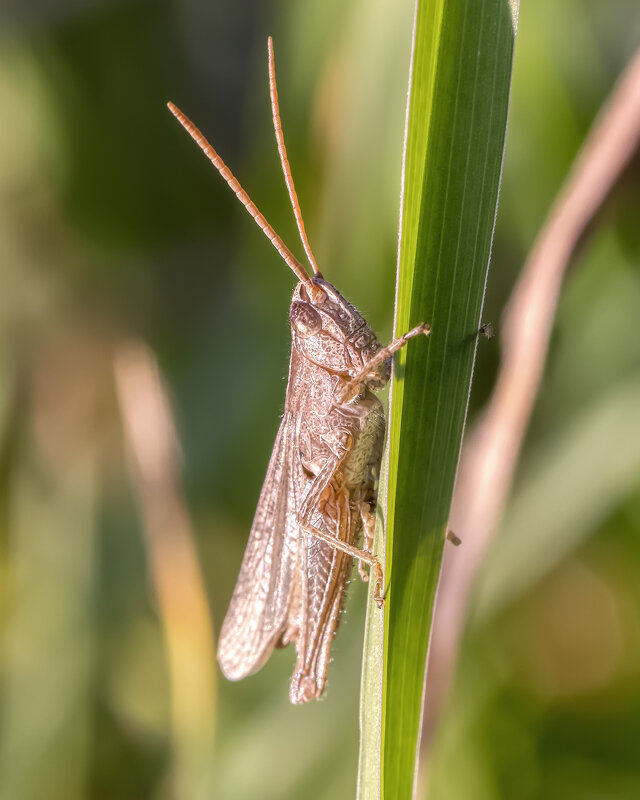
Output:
[{"xmin": 0, "ymin": 1, "xmax": 638, "ymax": 799}]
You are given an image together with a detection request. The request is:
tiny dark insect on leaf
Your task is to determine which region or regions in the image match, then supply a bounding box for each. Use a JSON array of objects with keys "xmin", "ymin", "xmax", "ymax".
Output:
[{"xmin": 168, "ymin": 37, "xmax": 430, "ymax": 703}]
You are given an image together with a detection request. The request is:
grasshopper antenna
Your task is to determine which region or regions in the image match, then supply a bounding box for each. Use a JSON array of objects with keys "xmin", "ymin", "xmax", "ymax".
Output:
[
  {"xmin": 268, "ymin": 37, "xmax": 322, "ymax": 278},
  {"xmin": 167, "ymin": 101, "xmax": 314, "ymax": 289}
]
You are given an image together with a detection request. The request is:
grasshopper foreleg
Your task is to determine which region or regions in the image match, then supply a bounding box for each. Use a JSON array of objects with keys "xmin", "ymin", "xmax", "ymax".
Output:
[{"xmin": 335, "ymin": 322, "xmax": 431, "ymax": 405}]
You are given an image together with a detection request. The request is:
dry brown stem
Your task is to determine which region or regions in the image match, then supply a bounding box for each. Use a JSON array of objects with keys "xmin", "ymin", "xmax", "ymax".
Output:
[{"xmin": 114, "ymin": 341, "xmax": 217, "ymax": 795}]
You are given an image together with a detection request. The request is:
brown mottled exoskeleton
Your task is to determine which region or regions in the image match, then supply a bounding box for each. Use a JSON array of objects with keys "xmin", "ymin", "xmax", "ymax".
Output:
[{"xmin": 168, "ymin": 37, "xmax": 429, "ymax": 703}]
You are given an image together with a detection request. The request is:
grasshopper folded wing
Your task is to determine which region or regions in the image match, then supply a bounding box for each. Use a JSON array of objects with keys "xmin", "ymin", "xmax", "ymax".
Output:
[{"xmin": 217, "ymin": 413, "xmax": 301, "ymax": 680}]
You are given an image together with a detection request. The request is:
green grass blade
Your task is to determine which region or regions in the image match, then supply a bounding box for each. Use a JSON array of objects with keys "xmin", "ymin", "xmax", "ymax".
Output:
[{"xmin": 358, "ymin": 1, "xmax": 517, "ymax": 798}]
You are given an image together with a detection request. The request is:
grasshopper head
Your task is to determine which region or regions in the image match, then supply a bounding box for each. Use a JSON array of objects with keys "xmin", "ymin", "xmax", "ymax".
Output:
[{"xmin": 289, "ymin": 278, "xmax": 390, "ymax": 388}]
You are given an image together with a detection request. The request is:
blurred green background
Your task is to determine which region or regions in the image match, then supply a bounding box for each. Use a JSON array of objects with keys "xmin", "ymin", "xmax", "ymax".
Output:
[{"xmin": 0, "ymin": 1, "xmax": 639, "ymax": 799}]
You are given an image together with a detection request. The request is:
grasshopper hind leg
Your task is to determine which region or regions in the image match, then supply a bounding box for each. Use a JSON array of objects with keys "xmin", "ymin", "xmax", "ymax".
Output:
[
  {"xmin": 289, "ymin": 572, "xmax": 347, "ymax": 704},
  {"xmin": 290, "ymin": 489, "xmax": 385, "ymax": 702},
  {"xmin": 290, "ymin": 489, "xmax": 353, "ymax": 703},
  {"xmin": 299, "ymin": 519, "xmax": 384, "ymax": 605}
]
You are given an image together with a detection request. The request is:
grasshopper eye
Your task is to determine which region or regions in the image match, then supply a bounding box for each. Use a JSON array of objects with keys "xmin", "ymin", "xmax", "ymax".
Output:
[{"xmin": 291, "ymin": 302, "xmax": 322, "ymax": 338}]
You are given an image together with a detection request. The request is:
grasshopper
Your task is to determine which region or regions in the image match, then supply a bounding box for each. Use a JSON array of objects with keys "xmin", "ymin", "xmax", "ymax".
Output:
[{"xmin": 168, "ymin": 38, "xmax": 429, "ymax": 703}]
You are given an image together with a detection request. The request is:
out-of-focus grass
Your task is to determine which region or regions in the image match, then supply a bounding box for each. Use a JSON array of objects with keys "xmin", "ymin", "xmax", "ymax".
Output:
[{"xmin": 0, "ymin": 1, "xmax": 638, "ymax": 799}]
